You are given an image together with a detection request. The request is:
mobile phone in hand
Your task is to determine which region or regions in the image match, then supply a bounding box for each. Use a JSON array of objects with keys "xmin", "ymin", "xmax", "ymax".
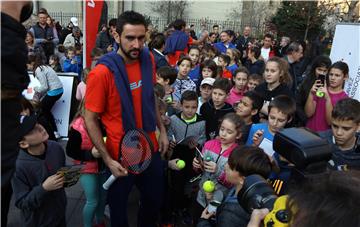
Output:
[{"xmin": 318, "ymin": 74, "xmax": 326, "ymax": 86}]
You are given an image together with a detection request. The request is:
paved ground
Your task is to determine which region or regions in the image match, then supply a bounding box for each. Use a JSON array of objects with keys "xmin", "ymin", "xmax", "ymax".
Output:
[
  {"xmin": 6, "ymin": 139, "xmax": 190, "ymax": 227},
  {"xmin": 6, "ymin": 139, "xmax": 140, "ymax": 227}
]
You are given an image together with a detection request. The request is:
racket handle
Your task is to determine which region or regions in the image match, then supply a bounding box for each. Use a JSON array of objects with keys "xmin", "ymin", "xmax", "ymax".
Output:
[{"xmin": 103, "ymin": 175, "xmax": 116, "ymax": 190}]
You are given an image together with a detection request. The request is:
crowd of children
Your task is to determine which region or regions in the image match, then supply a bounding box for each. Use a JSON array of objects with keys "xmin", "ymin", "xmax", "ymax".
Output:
[{"xmin": 10, "ymin": 12, "xmax": 360, "ymax": 227}]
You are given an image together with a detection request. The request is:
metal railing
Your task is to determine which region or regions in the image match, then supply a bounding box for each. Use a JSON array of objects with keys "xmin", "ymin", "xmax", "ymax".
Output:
[{"xmin": 48, "ymin": 12, "xmax": 265, "ymax": 35}]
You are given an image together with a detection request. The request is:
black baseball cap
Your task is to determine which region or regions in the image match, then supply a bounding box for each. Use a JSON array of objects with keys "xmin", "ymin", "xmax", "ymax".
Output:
[{"xmin": 19, "ymin": 114, "xmax": 38, "ymax": 138}]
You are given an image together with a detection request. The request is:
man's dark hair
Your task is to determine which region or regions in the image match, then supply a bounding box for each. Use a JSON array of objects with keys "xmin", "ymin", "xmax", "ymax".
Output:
[
  {"xmin": 38, "ymin": 8, "xmax": 48, "ymax": 16},
  {"xmin": 264, "ymin": 33, "xmax": 274, "ymax": 40},
  {"xmin": 218, "ymin": 54, "xmax": 230, "ymax": 66},
  {"xmin": 180, "ymin": 90, "xmax": 198, "ymax": 104},
  {"xmin": 286, "ymin": 42, "xmax": 303, "ymax": 55},
  {"xmin": 149, "ymin": 33, "xmax": 166, "ymax": 50},
  {"xmin": 213, "ymin": 77, "xmax": 232, "ymax": 94},
  {"xmin": 172, "ymin": 19, "xmax": 186, "ymax": 30},
  {"xmin": 116, "ymin": 11, "xmax": 147, "ymax": 36},
  {"xmin": 213, "ymin": 24, "xmax": 219, "ymax": 29},
  {"xmin": 156, "ymin": 66, "xmax": 177, "ymax": 85},
  {"xmin": 228, "ymin": 145, "xmax": 272, "ymax": 179},
  {"xmin": 243, "ymin": 91, "xmax": 264, "ymax": 111},
  {"xmin": 332, "ymin": 98, "xmax": 360, "ymax": 123},
  {"xmin": 268, "ymin": 95, "xmax": 296, "ymax": 120},
  {"xmin": 109, "ymin": 18, "xmax": 117, "ymax": 27}
]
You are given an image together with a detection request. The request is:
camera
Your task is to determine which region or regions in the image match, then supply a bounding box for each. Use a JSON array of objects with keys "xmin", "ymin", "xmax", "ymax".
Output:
[
  {"xmin": 237, "ymin": 174, "xmax": 277, "ymax": 214},
  {"xmin": 273, "ymin": 127, "xmax": 331, "ymax": 176},
  {"xmin": 237, "ymin": 174, "xmax": 289, "ymax": 226},
  {"xmin": 236, "ymin": 128, "xmax": 332, "ymax": 225}
]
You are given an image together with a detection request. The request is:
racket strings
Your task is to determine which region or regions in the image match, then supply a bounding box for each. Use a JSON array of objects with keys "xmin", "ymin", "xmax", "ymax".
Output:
[{"xmin": 120, "ymin": 131, "xmax": 152, "ymax": 173}]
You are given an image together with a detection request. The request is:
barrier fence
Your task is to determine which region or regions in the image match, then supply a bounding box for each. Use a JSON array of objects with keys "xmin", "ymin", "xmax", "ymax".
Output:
[{"xmin": 49, "ymin": 12, "xmax": 265, "ymax": 35}]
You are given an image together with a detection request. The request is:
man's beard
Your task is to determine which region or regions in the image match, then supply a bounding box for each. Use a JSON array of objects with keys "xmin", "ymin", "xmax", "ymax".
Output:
[{"xmin": 119, "ymin": 43, "xmax": 141, "ymax": 60}]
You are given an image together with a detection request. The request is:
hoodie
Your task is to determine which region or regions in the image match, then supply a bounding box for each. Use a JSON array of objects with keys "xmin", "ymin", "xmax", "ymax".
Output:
[
  {"xmin": 11, "ymin": 140, "xmax": 66, "ymax": 227},
  {"xmin": 200, "ymin": 99, "xmax": 234, "ymax": 140}
]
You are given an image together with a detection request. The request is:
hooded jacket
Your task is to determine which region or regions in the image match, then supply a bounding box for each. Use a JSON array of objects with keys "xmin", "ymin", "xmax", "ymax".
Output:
[
  {"xmin": 200, "ymin": 99, "xmax": 234, "ymax": 140},
  {"xmin": 11, "ymin": 140, "xmax": 66, "ymax": 227}
]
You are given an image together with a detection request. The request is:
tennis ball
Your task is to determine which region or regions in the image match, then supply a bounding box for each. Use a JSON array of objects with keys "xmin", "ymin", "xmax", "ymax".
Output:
[
  {"xmin": 203, "ymin": 180, "xmax": 215, "ymax": 193},
  {"xmin": 316, "ymin": 90, "xmax": 324, "ymax": 97},
  {"xmin": 176, "ymin": 160, "xmax": 186, "ymax": 169}
]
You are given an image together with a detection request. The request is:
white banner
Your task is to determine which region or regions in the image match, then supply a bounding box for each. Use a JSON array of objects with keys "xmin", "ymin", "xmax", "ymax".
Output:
[
  {"xmin": 330, "ymin": 23, "xmax": 360, "ymax": 101},
  {"xmin": 24, "ymin": 73, "xmax": 76, "ymax": 137},
  {"xmin": 52, "ymin": 75, "xmax": 74, "ymax": 137}
]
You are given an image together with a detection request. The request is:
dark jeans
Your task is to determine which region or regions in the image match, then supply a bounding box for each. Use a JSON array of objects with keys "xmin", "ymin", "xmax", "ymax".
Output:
[
  {"xmin": 108, "ymin": 152, "xmax": 164, "ymax": 227},
  {"xmin": 40, "ymin": 92, "xmax": 62, "ymax": 132}
]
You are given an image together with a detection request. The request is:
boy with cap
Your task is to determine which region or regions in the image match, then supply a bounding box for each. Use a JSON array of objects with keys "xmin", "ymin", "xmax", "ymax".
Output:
[
  {"xmin": 12, "ymin": 114, "xmax": 67, "ymax": 227},
  {"xmin": 197, "ymin": 77, "xmax": 215, "ymax": 114}
]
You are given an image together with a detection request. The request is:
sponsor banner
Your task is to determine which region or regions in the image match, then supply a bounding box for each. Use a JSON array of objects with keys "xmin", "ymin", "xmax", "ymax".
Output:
[
  {"xmin": 84, "ymin": 0, "xmax": 105, "ymax": 68},
  {"xmin": 24, "ymin": 73, "xmax": 76, "ymax": 137},
  {"xmin": 330, "ymin": 23, "xmax": 360, "ymax": 101}
]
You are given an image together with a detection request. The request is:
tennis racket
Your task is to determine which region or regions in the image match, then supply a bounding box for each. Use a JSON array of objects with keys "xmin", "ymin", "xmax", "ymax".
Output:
[{"xmin": 103, "ymin": 129, "xmax": 154, "ymax": 190}]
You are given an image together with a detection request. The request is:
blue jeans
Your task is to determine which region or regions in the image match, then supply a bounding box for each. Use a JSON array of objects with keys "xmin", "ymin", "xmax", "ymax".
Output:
[{"xmin": 107, "ymin": 152, "xmax": 164, "ymax": 227}]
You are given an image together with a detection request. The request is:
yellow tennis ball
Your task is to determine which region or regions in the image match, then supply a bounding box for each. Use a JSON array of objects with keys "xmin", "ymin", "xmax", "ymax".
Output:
[
  {"xmin": 176, "ymin": 160, "xmax": 186, "ymax": 169},
  {"xmin": 203, "ymin": 180, "xmax": 215, "ymax": 193}
]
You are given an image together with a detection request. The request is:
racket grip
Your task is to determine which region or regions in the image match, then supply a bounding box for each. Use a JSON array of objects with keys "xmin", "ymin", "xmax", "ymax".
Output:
[{"xmin": 103, "ymin": 175, "xmax": 116, "ymax": 190}]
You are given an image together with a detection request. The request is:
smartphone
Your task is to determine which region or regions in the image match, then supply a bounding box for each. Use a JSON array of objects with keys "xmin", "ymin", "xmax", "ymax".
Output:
[
  {"xmin": 195, "ymin": 147, "xmax": 204, "ymax": 164},
  {"xmin": 318, "ymin": 74, "xmax": 326, "ymax": 86}
]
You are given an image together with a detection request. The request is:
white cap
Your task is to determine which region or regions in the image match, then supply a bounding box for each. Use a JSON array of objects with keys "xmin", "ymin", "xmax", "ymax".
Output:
[
  {"xmin": 201, "ymin": 78, "xmax": 215, "ymax": 86},
  {"xmin": 70, "ymin": 17, "xmax": 78, "ymax": 26}
]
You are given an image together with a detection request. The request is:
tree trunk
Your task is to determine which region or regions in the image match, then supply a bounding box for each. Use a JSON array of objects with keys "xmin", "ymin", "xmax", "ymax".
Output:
[{"xmin": 304, "ymin": 3, "xmax": 312, "ymax": 42}]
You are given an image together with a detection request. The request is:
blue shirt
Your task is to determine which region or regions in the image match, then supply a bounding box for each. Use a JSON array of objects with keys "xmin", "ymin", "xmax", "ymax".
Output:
[
  {"xmin": 214, "ymin": 42, "xmax": 236, "ymax": 54},
  {"xmin": 226, "ymin": 64, "xmax": 238, "ymax": 76},
  {"xmin": 245, "ymin": 123, "xmax": 273, "ymax": 145},
  {"xmin": 188, "ymin": 65, "xmax": 201, "ymax": 86}
]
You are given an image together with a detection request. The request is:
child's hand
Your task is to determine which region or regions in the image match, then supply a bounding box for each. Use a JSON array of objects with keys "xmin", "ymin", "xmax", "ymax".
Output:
[
  {"xmin": 188, "ymin": 139, "xmax": 198, "ymax": 149},
  {"xmin": 200, "ymin": 207, "xmax": 215, "ymax": 220},
  {"xmin": 91, "ymin": 146, "xmax": 101, "ymax": 158},
  {"xmin": 253, "ymin": 129, "xmax": 264, "ymax": 147},
  {"xmin": 168, "ymin": 158, "xmax": 180, "ymax": 171},
  {"xmin": 317, "ymin": 84, "xmax": 330, "ymax": 100},
  {"xmin": 168, "ymin": 140, "xmax": 176, "ymax": 152},
  {"xmin": 204, "ymin": 160, "xmax": 217, "ymax": 173},
  {"xmin": 193, "ymin": 157, "xmax": 202, "ymax": 169},
  {"xmin": 311, "ymin": 80, "xmax": 322, "ymax": 94},
  {"xmin": 42, "ymin": 173, "xmax": 64, "ymax": 191},
  {"xmin": 71, "ymin": 58, "xmax": 77, "ymax": 64}
]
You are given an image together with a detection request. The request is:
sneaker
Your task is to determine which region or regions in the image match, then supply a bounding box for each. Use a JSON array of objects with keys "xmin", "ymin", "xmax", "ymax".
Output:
[{"xmin": 104, "ymin": 205, "xmax": 110, "ymax": 219}]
